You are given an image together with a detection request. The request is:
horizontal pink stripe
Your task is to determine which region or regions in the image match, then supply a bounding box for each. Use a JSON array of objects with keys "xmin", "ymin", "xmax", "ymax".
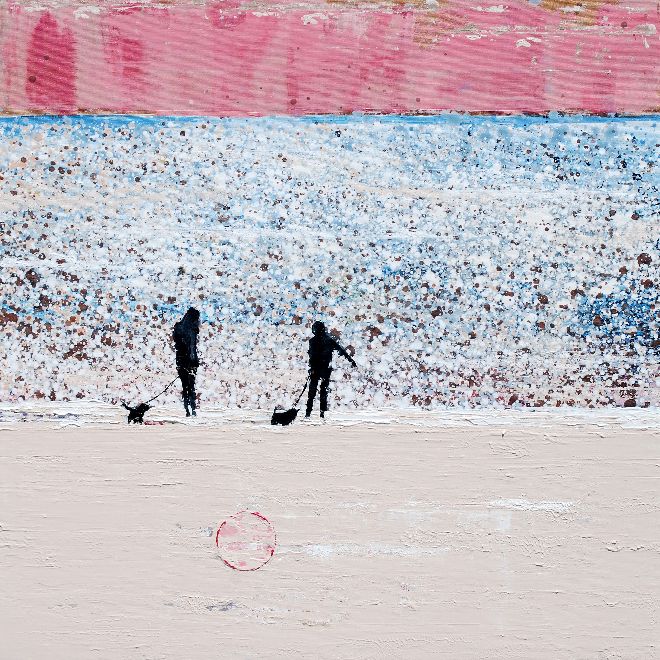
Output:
[{"xmin": 1, "ymin": 1, "xmax": 657, "ymax": 115}]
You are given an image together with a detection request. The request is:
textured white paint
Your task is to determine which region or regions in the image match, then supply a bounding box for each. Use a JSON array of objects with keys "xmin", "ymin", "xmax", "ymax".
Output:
[
  {"xmin": 1, "ymin": 401, "xmax": 659, "ymax": 428},
  {"xmin": 488, "ymin": 499, "xmax": 574, "ymax": 512}
]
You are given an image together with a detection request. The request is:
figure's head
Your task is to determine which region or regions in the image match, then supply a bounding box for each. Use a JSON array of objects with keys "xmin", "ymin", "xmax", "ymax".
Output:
[
  {"xmin": 185, "ymin": 307, "xmax": 201, "ymax": 324},
  {"xmin": 311, "ymin": 320, "xmax": 325, "ymax": 335}
]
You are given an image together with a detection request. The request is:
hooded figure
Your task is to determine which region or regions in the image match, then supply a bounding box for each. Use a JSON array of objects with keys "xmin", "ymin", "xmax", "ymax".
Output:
[
  {"xmin": 173, "ymin": 307, "xmax": 200, "ymax": 416},
  {"xmin": 306, "ymin": 320, "xmax": 356, "ymax": 418}
]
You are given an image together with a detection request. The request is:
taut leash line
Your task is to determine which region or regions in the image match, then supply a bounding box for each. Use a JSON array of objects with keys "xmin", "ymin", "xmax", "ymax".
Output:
[
  {"xmin": 293, "ymin": 376, "xmax": 310, "ymax": 407},
  {"xmin": 143, "ymin": 376, "xmax": 180, "ymax": 405}
]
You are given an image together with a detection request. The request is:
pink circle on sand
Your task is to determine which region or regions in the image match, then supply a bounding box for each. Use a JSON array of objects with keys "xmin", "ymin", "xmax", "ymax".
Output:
[{"xmin": 215, "ymin": 511, "xmax": 276, "ymax": 571}]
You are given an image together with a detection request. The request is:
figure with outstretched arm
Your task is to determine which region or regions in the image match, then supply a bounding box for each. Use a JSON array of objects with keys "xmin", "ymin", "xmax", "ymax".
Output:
[
  {"xmin": 173, "ymin": 307, "xmax": 200, "ymax": 416},
  {"xmin": 306, "ymin": 320, "xmax": 356, "ymax": 419}
]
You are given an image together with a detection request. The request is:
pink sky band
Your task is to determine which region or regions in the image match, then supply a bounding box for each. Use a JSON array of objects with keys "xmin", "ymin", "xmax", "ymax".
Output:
[{"xmin": 1, "ymin": 1, "xmax": 658, "ymax": 116}]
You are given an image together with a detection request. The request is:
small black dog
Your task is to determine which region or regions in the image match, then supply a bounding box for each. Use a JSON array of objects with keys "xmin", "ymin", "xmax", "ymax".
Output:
[
  {"xmin": 122, "ymin": 402, "xmax": 151, "ymax": 424},
  {"xmin": 271, "ymin": 406, "xmax": 299, "ymax": 426}
]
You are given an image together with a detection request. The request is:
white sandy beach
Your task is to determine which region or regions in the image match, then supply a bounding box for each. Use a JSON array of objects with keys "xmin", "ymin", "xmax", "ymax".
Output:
[{"xmin": 1, "ymin": 409, "xmax": 658, "ymax": 659}]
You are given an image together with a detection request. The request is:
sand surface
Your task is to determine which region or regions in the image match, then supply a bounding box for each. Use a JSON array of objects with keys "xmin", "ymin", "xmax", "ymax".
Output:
[{"xmin": 1, "ymin": 415, "xmax": 658, "ymax": 659}]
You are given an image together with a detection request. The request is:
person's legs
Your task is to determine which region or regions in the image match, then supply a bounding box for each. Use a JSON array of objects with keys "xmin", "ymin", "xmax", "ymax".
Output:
[
  {"xmin": 319, "ymin": 368, "xmax": 332, "ymax": 417},
  {"xmin": 188, "ymin": 371, "xmax": 197, "ymax": 415},
  {"xmin": 178, "ymin": 368, "xmax": 194, "ymax": 416},
  {"xmin": 306, "ymin": 373, "xmax": 319, "ymax": 417},
  {"xmin": 177, "ymin": 368, "xmax": 189, "ymax": 415}
]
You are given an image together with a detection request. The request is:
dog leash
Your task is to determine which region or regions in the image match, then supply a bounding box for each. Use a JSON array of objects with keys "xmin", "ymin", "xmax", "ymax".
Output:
[
  {"xmin": 293, "ymin": 376, "xmax": 310, "ymax": 407},
  {"xmin": 143, "ymin": 376, "xmax": 180, "ymax": 405}
]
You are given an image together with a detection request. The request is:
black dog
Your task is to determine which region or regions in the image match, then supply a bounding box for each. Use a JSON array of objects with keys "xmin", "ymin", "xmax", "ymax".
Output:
[
  {"xmin": 271, "ymin": 407, "xmax": 299, "ymax": 426},
  {"xmin": 122, "ymin": 402, "xmax": 151, "ymax": 424}
]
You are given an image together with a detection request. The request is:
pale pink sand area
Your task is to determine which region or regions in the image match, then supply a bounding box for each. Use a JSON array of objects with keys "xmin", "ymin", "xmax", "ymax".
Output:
[{"xmin": 1, "ymin": 412, "xmax": 658, "ymax": 658}]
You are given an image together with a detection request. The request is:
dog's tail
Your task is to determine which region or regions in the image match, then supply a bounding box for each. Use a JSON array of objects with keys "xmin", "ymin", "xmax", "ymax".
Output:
[{"xmin": 121, "ymin": 401, "xmax": 131, "ymax": 411}]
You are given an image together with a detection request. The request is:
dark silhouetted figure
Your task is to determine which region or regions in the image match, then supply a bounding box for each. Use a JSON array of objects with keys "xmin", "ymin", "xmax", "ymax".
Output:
[
  {"xmin": 306, "ymin": 321, "xmax": 356, "ymax": 419},
  {"xmin": 173, "ymin": 307, "xmax": 200, "ymax": 416}
]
